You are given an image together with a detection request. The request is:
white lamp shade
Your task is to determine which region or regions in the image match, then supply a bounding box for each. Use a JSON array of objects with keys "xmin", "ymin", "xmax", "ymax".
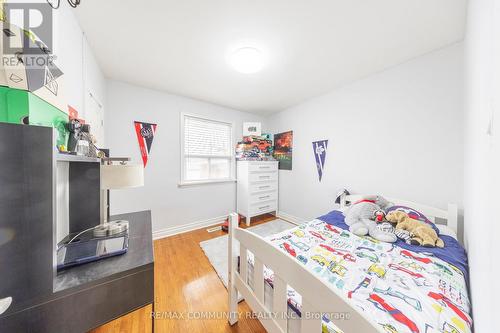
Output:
[{"xmin": 101, "ymin": 164, "xmax": 144, "ymax": 190}]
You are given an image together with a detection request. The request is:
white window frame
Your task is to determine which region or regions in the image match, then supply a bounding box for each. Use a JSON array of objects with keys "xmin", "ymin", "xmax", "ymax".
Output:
[{"xmin": 179, "ymin": 113, "xmax": 236, "ymax": 187}]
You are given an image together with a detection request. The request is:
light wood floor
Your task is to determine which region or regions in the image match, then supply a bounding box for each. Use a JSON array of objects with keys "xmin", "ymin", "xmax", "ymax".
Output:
[{"xmin": 90, "ymin": 214, "xmax": 277, "ymax": 333}]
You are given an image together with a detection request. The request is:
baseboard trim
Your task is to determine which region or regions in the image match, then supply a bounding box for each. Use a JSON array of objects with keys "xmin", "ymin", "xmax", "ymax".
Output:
[
  {"xmin": 153, "ymin": 211, "xmax": 305, "ymax": 240},
  {"xmin": 153, "ymin": 215, "xmax": 227, "ymax": 240},
  {"xmin": 277, "ymin": 211, "xmax": 306, "ymax": 225}
]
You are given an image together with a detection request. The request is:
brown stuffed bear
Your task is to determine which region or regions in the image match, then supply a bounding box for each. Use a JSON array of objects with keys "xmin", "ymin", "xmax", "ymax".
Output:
[{"xmin": 385, "ymin": 211, "xmax": 444, "ymax": 248}]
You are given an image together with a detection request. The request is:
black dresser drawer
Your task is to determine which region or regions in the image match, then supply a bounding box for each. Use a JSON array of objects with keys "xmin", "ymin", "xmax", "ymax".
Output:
[{"xmin": 0, "ymin": 266, "xmax": 154, "ymax": 333}]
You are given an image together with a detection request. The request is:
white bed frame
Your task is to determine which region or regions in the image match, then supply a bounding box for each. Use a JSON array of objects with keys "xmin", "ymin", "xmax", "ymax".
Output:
[{"xmin": 227, "ymin": 193, "xmax": 458, "ymax": 333}]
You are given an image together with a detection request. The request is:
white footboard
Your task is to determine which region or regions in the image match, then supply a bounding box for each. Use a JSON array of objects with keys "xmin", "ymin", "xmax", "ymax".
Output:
[{"xmin": 227, "ymin": 213, "xmax": 380, "ymax": 333}]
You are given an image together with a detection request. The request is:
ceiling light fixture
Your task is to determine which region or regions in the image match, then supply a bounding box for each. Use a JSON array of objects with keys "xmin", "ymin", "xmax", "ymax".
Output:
[{"xmin": 228, "ymin": 46, "xmax": 267, "ymax": 74}]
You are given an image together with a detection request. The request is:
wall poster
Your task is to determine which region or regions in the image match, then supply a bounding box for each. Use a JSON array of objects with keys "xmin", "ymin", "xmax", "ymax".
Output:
[{"xmin": 273, "ymin": 131, "xmax": 293, "ymax": 170}]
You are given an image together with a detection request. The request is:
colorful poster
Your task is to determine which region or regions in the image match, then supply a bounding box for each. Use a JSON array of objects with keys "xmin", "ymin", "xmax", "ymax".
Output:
[
  {"xmin": 134, "ymin": 121, "xmax": 157, "ymax": 167},
  {"xmin": 312, "ymin": 140, "xmax": 328, "ymax": 181},
  {"xmin": 273, "ymin": 131, "xmax": 293, "ymax": 170}
]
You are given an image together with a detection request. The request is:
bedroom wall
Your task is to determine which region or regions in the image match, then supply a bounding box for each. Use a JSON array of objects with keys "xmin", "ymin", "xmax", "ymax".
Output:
[
  {"xmin": 464, "ymin": 0, "xmax": 500, "ymax": 331},
  {"xmin": 266, "ymin": 43, "xmax": 464, "ymax": 231},
  {"xmin": 52, "ymin": 3, "xmax": 107, "ymax": 128},
  {"xmin": 104, "ymin": 80, "xmax": 265, "ymax": 236}
]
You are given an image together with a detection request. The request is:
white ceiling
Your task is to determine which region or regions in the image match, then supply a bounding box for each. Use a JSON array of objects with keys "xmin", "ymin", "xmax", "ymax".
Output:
[{"xmin": 75, "ymin": 0, "xmax": 467, "ymax": 115}]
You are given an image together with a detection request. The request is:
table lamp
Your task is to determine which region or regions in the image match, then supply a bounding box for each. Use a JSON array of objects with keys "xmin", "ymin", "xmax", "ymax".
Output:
[{"xmin": 99, "ymin": 158, "xmax": 144, "ymax": 236}]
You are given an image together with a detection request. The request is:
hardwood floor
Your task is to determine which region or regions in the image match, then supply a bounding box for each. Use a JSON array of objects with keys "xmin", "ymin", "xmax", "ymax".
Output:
[
  {"xmin": 90, "ymin": 305, "xmax": 153, "ymax": 333},
  {"xmin": 90, "ymin": 214, "xmax": 277, "ymax": 333}
]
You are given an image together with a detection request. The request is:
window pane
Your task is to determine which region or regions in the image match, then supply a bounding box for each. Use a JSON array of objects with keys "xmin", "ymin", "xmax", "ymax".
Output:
[
  {"xmin": 185, "ymin": 157, "xmax": 209, "ymax": 181},
  {"xmin": 184, "ymin": 116, "xmax": 231, "ymax": 157},
  {"xmin": 210, "ymin": 158, "xmax": 230, "ymax": 179}
]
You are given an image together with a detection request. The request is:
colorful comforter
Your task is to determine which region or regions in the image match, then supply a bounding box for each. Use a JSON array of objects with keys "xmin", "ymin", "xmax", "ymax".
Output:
[{"xmin": 259, "ymin": 217, "xmax": 472, "ymax": 333}]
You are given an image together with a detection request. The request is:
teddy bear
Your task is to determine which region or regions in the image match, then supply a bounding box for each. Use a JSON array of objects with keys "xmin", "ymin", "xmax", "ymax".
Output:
[
  {"xmin": 344, "ymin": 195, "xmax": 397, "ymax": 243},
  {"xmin": 385, "ymin": 211, "xmax": 444, "ymax": 248}
]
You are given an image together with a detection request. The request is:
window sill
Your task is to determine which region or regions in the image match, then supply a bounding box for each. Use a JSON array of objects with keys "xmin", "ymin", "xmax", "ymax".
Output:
[{"xmin": 178, "ymin": 179, "xmax": 237, "ymax": 188}]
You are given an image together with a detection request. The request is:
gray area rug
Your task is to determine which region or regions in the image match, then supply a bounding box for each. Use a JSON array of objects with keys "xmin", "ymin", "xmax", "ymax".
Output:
[{"xmin": 200, "ymin": 219, "xmax": 295, "ymax": 289}]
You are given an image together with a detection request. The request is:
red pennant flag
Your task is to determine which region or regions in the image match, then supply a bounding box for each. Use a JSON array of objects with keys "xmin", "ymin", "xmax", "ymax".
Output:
[{"xmin": 134, "ymin": 121, "xmax": 157, "ymax": 167}]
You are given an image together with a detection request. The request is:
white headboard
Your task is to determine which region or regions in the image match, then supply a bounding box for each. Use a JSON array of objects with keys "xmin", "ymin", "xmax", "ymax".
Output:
[{"xmin": 339, "ymin": 193, "xmax": 458, "ymax": 233}]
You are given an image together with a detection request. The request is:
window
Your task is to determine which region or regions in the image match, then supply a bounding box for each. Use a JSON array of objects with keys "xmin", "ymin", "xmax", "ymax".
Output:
[{"xmin": 181, "ymin": 114, "xmax": 234, "ymax": 185}]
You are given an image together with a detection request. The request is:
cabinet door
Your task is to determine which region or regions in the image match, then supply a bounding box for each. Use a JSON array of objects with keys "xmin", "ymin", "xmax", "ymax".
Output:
[{"xmin": 0, "ymin": 123, "xmax": 54, "ymax": 316}]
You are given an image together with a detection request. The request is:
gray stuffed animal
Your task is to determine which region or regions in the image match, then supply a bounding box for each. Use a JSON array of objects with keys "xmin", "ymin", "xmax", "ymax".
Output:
[{"xmin": 344, "ymin": 195, "xmax": 397, "ymax": 243}]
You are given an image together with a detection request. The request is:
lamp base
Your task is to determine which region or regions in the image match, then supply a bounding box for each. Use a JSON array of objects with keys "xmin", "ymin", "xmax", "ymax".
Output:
[{"xmin": 93, "ymin": 220, "xmax": 129, "ymax": 237}]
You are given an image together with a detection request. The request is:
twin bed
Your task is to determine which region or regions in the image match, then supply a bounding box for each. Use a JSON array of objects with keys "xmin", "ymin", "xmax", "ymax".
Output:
[{"xmin": 227, "ymin": 194, "xmax": 471, "ymax": 333}]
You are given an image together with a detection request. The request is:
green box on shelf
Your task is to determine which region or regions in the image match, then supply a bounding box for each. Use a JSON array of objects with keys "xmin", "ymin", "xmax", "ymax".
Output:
[{"xmin": 0, "ymin": 86, "xmax": 69, "ymax": 147}]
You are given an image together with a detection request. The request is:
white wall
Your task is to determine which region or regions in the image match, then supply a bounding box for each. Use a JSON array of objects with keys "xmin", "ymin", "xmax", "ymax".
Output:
[
  {"xmin": 267, "ymin": 43, "xmax": 464, "ymax": 229},
  {"xmin": 105, "ymin": 80, "xmax": 265, "ymax": 234},
  {"xmin": 463, "ymin": 0, "xmax": 500, "ymax": 331},
  {"xmin": 52, "ymin": 2, "xmax": 106, "ymax": 141}
]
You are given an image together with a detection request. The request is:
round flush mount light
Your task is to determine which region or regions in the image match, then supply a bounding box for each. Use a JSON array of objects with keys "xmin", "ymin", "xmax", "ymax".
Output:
[{"xmin": 228, "ymin": 46, "xmax": 267, "ymax": 74}]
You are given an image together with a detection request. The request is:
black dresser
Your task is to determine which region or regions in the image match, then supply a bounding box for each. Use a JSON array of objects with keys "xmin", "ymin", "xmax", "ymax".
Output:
[{"xmin": 0, "ymin": 123, "xmax": 154, "ymax": 333}]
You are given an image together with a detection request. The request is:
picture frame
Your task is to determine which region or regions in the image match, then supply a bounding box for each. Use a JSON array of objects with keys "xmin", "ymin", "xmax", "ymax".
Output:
[{"xmin": 243, "ymin": 122, "xmax": 261, "ymax": 136}]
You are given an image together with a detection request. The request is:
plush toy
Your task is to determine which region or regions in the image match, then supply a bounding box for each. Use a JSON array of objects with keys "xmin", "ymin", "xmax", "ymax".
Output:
[
  {"xmin": 394, "ymin": 228, "xmax": 413, "ymax": 244},
  {"xmin": 385, "ymin": 211, "xmax": 444, "ymax": 248},
  {"xmin": 344, "ymin": 196, "xmax": 397, "ymax": 243},
  {"xmin": 373, "ymin": 210, "xmax": 385, "ymax": 222}
]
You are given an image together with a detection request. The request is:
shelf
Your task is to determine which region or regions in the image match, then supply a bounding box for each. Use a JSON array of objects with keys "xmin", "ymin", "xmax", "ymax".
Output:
[{"xmin": 56, "ymin": 153, "xmax": 100, "ymax": 163}]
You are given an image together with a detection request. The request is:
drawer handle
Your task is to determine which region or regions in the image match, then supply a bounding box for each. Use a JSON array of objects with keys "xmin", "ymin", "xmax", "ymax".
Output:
[
  {"xmin": 259, "ymin": 185, "xmax": 270, "ymax": 189},
  {"xmin": 259, "ymin": 176, "xmax": 271, "ymax": 179},
  {"xmin": 259, "ymin": 166, "xmax": 270, "ymax": 169},
  {"xmin": 259, "ymin": 205, "xmax": 270, "ymax": 210},
  {"xmin": 259, "ymin": 195, "xmax": 270, "ymax": 200}
]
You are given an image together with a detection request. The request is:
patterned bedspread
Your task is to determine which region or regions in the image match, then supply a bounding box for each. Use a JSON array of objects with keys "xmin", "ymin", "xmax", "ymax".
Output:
[{"xmin": 259, "ymin": 219, "xmax": 472, "ymax": 333}]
